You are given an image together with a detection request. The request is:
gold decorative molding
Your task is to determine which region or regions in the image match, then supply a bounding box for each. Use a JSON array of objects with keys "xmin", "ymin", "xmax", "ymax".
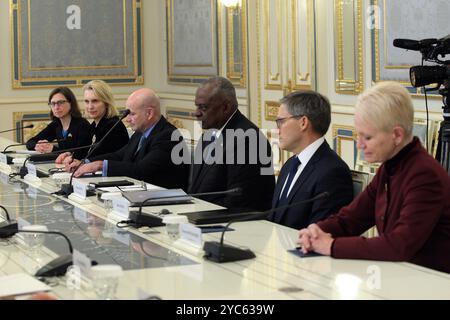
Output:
[
  {"xmin": 264, "ymin": 101, "xmax": 280, "ymax": 121},
  {"xmin": 264, "ymin": 0, "xmax": 282, "ymax": 90},
  {"xmin": 292, "ymin": 0, "xmax": 315, "ymax": 90},
  {"xmin": 225, "ymin": 0, "xmax": 247, "ymax": 87},
  {"xmin": 12, "ymin": 0, "xmax": 143, "ymax": 88},
  {"xmin": 13, "ymin": 110, "xmax": 51, "ymax": 143},
  {"xmin": 167, "ymin": 0, "xmax": 219, "ymax": 84},
  {"xmin": 256, "ymin": 0, "xmax": 262, "ymax": 128},
  {"xmin": 332, "ymin": 124, "xmax": 357, "ymax": 159},
  {"xmin": 334, "ymin": 0, "xmax": 364, "ymax": 94}
]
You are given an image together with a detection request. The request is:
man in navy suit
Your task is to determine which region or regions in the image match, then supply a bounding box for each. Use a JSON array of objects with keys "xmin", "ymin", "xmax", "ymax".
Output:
[
  {"xmin": 267, "ymin": 91, "xmax": 353, "ymax": 230},
  {"xmin": 70, "ymin": 88, "xmax": 189, "ymax": 190}
]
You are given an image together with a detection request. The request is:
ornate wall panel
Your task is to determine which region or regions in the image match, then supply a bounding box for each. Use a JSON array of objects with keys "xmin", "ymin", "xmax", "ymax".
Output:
[
  {"xmin": 224, "ymin": 1, "xmax": 248, "ymax": 87},
  {"xmin": 334, "ymin": 0, "xmax": 363, "ymax": 94},
  {"xmin": 11, "ymin": 0, "xmax": 143, "ymax": 88},
  {"xmin": 167, "ymin": 0, "xmax": 219, "ymax": 84},
  {"xmin": 372, "ymin": 0, "xmax": 450, "ymax": 90},
  {"xmin": 291, "ymin": 0, "xmax": 316, "ymax": 90},
  {"xmin": 263, "ymin": 0, "xmax": 283, "ymax": 90}
]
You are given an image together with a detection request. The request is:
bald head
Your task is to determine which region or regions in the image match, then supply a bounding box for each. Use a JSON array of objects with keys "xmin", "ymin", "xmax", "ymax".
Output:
[
  {"xmin": 126, "ymin": 88, "xmax": 161, "ymax": 133},
  {"xmin": 128, "ymin": 88, "xmax": 160, "ymax": 114}
]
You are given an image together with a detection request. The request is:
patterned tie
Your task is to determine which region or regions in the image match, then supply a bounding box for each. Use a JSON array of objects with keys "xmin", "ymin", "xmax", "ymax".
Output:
[{"xmin": 278, "ymin": 157, "xmax": 301, "ymax": 205}]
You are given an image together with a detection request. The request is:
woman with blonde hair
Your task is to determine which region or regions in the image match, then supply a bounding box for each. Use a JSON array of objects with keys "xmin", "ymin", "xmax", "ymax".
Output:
[
  {"xmin": 56, "ymin": 80, "xmax": 129, "ymax": 164},
  {"xmin": 298, "ymin": 81, "xmax": 450, "ymax": 273}
]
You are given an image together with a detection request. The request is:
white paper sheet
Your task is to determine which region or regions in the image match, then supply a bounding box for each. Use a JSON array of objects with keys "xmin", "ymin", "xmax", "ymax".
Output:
[{"xmin": 0, "ymin": 273, "xmax": 51, "ymax": 298}]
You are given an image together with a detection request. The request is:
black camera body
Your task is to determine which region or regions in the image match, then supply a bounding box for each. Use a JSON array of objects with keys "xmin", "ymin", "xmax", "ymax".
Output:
[
  {"xmin": 394, "ymin": 35, "xmax": 450, "ymax": 174},
  {"xmin": 394, "ymin": 35, "xmax": 450, "ymax": 88}
]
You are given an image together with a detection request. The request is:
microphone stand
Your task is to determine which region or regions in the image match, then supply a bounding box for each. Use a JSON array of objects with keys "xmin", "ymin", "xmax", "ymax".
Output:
[
  {"xmin": 20, "ymin": 230, "xmax": 74, "ymax": 277},
  {"xmin": 17, "ymin": 144, "xmax": 96, "ymax": 180},
  {"xmin": 3, "ymin": 138, "xmax": 67, "ymax": 153},
  {"xmin": 0, "ymin": 124, "xmax": 34, "ymax": 134},
  {"xmin": 0, "ymin": 224, "xmax": 75, "ymax": 277},
  {"xmin": 59, "ymin": 110, "xmax": 131, "ymax": 197},
  {"xmin": 203, "ymin": 192, "xmax": 330, "ymax": 263},
  {"xmin": 0, "ymin": 205, "xmax": 18, "ymax": 239},
  {"xmin": 125, "ymin": 188, "xmax": 243, "ymax": 228}
]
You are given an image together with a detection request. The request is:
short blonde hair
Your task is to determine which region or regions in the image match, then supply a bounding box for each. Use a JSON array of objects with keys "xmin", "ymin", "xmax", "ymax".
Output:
[
  {"xmin": 355, "ymin": 81, "xmax": 414, "ymax": 138},
  {"xmin": 83, "ymin": 80, "xmax": 118, "ymax": 118}
]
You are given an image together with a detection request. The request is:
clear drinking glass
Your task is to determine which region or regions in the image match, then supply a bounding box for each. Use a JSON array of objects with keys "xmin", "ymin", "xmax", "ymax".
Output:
[
  {"xmin": 90, "ymin": 265, "xmax": 123, "ymax": 300},
  {"xmin": 100, "ymin": 192, "xmax": 122, "ymax": 213},
  {"xmin": 162, "ymin": 215, "xmax": 188, "ymax": 240},
  {"xmin": 22, "ymin": 225, "xmax": 48, "ymax": 252}
]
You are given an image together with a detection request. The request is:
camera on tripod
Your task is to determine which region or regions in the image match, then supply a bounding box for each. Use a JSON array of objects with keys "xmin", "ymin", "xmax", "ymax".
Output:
[{"xmin": 393, "ymin": 35, "xmax": 450, "ymax": 174}]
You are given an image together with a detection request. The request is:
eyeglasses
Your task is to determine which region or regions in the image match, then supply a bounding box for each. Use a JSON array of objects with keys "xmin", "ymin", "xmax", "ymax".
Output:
[
  {"xmin": 275, "ymin": 115, "xmax": 304, "ymax": 129},
  {"xmin": 48, "ymin": 100, "xmax": 68, "ymax": 107}
]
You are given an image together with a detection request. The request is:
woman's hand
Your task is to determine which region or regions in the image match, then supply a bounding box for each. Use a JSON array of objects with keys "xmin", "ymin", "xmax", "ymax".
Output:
[
  {"xmin": 35, "ymin": 140, "xmax": 53, "ymax": 153},
  {"xmin": 55, "ymin": 152, "xmax": 72, "ymax": 165}
]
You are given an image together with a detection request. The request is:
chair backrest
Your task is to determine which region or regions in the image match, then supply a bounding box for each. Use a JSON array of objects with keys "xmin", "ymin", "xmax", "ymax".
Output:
[{"xmin": 351, "ymin": 170, "xmax": 370, "ymax": 199}]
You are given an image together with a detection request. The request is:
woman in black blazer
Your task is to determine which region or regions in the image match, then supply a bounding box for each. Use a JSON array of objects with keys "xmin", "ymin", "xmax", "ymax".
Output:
[
  {"xmin": 26, "ymin": 87, "xmax": 92, "ymax": 159},
  {"xmin": 56, "ymin": 80, "xmax": 129, "ymax": 164}
]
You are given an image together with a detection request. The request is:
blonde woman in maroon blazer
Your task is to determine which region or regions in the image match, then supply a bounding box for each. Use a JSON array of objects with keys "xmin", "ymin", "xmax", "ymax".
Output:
[{"xmin": 298, "ymin": 81, "xmax": 450, "ymax": 273}]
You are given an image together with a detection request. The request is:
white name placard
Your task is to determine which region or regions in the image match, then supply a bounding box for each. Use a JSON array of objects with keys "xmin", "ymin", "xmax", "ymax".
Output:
[
  {"xmin": 179, "ymin": 223, "xmax": 202, "ymax": 248},
  {"xmin": 26, "ymin": 163, "xmax": 37, "ymax": 177},
  {"xmin": 111, "ymin": 197, "xmax": 130, "ymax": 220},
  {"xmin": 0, "ymin": 153, "xmax": 8, "ymax": 165},
  {"xmin": 73, "ymin": 180, "xmax": 88, "ymax": 199}
]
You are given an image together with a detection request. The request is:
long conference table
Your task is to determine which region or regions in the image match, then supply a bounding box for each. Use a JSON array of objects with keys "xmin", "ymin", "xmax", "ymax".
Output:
[{"xmin": 1, "ymin": 137, "xmax": 450, "ymax": 300}]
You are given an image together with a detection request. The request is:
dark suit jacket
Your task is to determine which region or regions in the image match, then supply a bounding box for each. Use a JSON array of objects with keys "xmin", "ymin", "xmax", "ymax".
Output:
[
  {"xmin": 26, "ymin": 117, "xmax": 92, "ymax": 159},
  {"xmin": 188, "ymin": 110, "xmax": 275, "ymax": 211},
  {"xmin": 88, "ymin": 116, "xmax": 129, "ymax": 158},
  {"xmin": 268, "ymin": 141, "xmax": 353, "ymax": 230},
  {"xmin": 90, "ymin": 116, "xmax": 189, "ymax": 190},
  {"xmin": 318, "ymin": 138, "xmax": 450, "ymax": 273}
]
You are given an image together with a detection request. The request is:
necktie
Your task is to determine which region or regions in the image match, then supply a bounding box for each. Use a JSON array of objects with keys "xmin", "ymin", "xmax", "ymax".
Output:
[
  {"xmin": 279, "ymin": 157, "xmax": 301, "ymax": 204},
  {"xmin": 134, "ymin": 135, "xmax": 146, "ymax": 156}
]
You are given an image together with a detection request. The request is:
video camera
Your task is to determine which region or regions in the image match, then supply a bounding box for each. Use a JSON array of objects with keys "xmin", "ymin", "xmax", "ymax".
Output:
[
  {"xmin": 394, "ymin": 35, "xmax": 450, "ymax": 174},
  {"xmin": 393, "ymin": 35, "xmax": 450, "ymax": 88}
]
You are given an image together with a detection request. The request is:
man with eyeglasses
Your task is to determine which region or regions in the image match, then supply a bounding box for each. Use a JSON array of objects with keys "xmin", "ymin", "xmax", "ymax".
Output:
[
  {"xmin": 267, "ymin": 91, "xmax": 353, "ymax": 230},
  {"xmin": 188, "ymin": 76, "xmax": 275, "ymax": 211}
]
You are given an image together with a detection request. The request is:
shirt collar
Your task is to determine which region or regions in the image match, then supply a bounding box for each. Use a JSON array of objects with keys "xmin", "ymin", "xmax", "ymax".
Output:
[
  {"xmin": 296, "ymin": 137, "xmax": 325, "ymax": 167},
  {"xmin": 213, "ymin": 109, "xmax": 238, "ymax": 139},
  {"xmin": 142, "ymin": 118, "xmax": 160, "ymax": 139}
]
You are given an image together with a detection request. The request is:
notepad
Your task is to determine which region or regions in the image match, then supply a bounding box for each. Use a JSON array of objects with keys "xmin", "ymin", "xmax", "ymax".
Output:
[{"xmin": 0, "ymin": 273, "xmax": 51, "ymax": 298}]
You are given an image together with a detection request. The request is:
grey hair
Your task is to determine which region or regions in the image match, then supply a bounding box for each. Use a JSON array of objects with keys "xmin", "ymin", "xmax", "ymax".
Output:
[
  {"xmin": 201, "ymin": 76, "xmax": 238, "ymax": 108},
  {"xmin": 280, "ymin": 90, "xmax": 331, "ymax": 136}
]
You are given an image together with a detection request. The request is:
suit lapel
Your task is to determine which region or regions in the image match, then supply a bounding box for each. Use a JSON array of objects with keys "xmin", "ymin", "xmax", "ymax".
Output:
[
  {"xmin": 272, "ymin": 159, "xmax": 291, "ymax": 207},
  {"xmin": 285, "ymin": 142, "xmax": 330, "ymax": 204},
  {"xmin": 274, "ymin": 142, "xmax": 330, "ymax": 222},
  {"xmin": 127, "ymin": 133, "xmax": 142, "ymax": 161},
  {"xmin": 191, "ymin": 137, "xmax": 222, "ymax": 190}
]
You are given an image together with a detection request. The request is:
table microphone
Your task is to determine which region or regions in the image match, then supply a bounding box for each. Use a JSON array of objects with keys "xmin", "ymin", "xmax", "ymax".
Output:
[
  {"xmin": 0, "ymin": 205, "xmax": 18, "ymax": 239},
  {"xmin": 59, "ymin": 109, "xmax": 131, "ymax": 197},
  {"xmin": 3, "ymin": 138, "xmax": 67, "ymax": 153},
  {"xmin": 0, "ymin": 222, "xmax": 80, "ymax": 277},
  {"xmin": 203, "ymin": 191, "xmax": 330, "ymax": 263},
  {"xmin": 0, "ymin": 124, "xmax": 33, "ymax": 134},
  {"xmin": 126, "ymin": 188, "xmax": 243, "ymax": 228},
  {"xmin": 18, "ymin": 143, "xmax": 98, "ymax": 179}
]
